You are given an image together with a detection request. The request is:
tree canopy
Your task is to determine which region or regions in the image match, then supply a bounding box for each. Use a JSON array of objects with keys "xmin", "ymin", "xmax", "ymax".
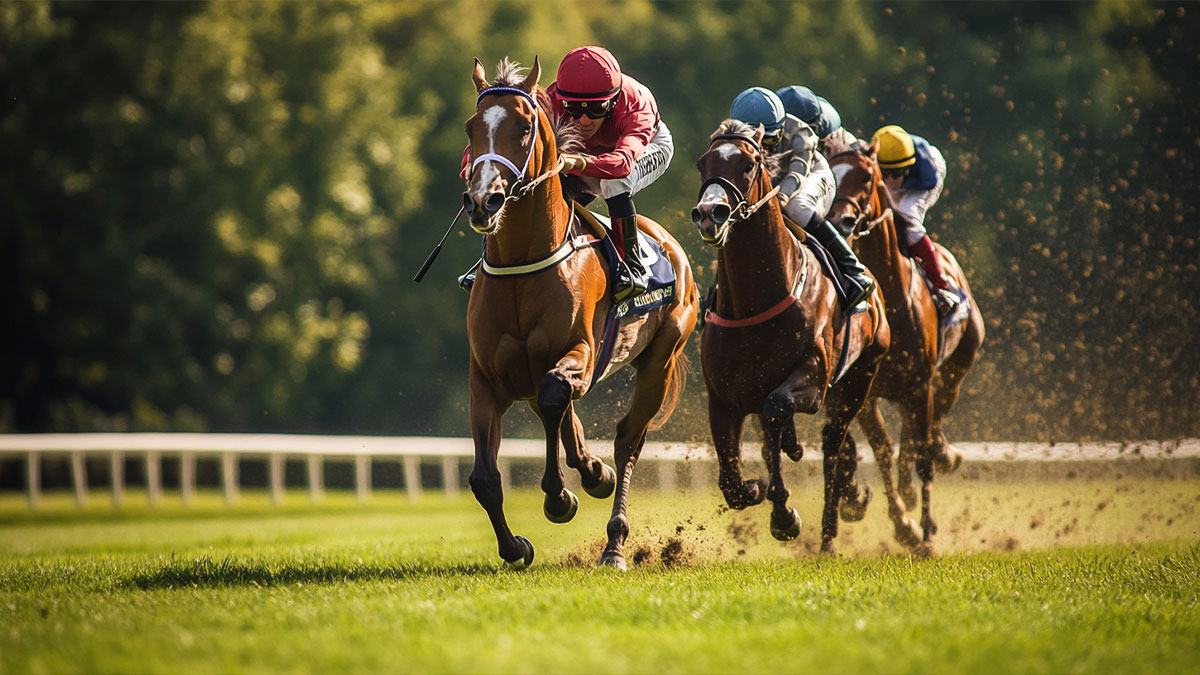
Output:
[{"xmin": 2, "ymin": 1, "xmax": 1197, "ymax": 442}]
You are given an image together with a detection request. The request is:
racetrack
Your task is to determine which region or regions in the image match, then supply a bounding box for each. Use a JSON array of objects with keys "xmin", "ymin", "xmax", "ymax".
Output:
[{"xmin": 2, "ymin": 459, "xmax": 1198, "ymax": 673}]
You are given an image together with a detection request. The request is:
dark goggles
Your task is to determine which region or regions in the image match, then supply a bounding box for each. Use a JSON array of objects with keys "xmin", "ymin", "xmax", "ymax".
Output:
[
  {"xmin": 561, "ymin": 97, "xmax": 617, "ymax": 120},
  {"xmin": 883, "ymin": 167, "xmax": 911, "ymax": 179},
  {"xmin": 761, "ymin": 131, "xmax": 783, "ymax": 149}
]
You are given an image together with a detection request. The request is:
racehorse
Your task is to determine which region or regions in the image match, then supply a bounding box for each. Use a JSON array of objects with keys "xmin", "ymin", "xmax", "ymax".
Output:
[
  {"xmin": 462, "ymin": 57, "xmax": 698, "ymax": 570},
  {"xmin": 690, "ymin": 120, "xmax": 890, "ymax": 554},
  {"xmin": 827, "ymin": 141, "xmax": 985, "ymax": 554}
]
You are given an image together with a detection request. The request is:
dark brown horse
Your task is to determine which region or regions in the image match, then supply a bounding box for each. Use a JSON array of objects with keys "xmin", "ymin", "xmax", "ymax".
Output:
[
  {"xmin": 690, "ymin": 120, "xmax": 890, "ymax": 554},
  {"xmin": 827, "ymin": 142, "xmax": 985, "ymax": 554},
  {"xmin": 462, "ymin": 58, "xmax": 698, "ymax": 570}
]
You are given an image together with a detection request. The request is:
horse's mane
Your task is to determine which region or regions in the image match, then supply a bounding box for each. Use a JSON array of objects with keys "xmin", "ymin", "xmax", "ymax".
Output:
[
  {"xmin": 492, "ymin": 58, "xmax": 584, "ymax": 155},
  {"xmin": 711, "ymin": 119, "xmax": 784, "ymax": 179}
]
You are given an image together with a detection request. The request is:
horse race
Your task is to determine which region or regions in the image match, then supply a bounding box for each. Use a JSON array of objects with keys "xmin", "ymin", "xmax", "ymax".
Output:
[{"xmin": 2, "ymin": 2, "xmax": 1197, "ymax": 673}]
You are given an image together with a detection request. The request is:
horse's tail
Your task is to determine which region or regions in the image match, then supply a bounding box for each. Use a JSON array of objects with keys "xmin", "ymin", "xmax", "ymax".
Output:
[{"xmin": 649, "ymin": 350, "xmax": 690, "ymax": 431}]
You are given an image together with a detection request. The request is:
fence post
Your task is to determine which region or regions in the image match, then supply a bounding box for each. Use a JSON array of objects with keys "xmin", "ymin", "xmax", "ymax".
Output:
[
  {"xmin": 27, "ymin": 451, "xmax": 40, "ymax": 509},
  {"xmin": 355, "ymin": 455, "xmax": 371, "ymax": 503},
  {"xmin": 441, "ymin": 456, "xmax": 459, "ymax": 498},
  {"xmin": 269, "ymin": 454, "xmax": 285, "ymax": 505},
  {"xmin": 146, "ymin": 451, "xmax": 162, "ymax": 506},
  {"xmin": 403, "ymin": 456, "xmax": 420, "ymax": 502},
  {"xmin": 307, "ymin": 455, "xmax": 324, "ymax": 502},
  {"xmin": 180, "ymin": 452, "xmax": 195, "ymax": 505},
  {"xmin": 221, "ymin": 452, "xmax": 238, "ymax": 505},
  {"xmin": 70, "ymin": 451, "xmax": 88, "ymax": 506},
  {"xmin": 111, "ymin": 451, "xmax": 125, "ymax": 507}
]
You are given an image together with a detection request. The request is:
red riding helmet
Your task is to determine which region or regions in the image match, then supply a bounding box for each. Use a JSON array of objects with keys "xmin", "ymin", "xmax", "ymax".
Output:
[{"xmin": 555, "ymin": 46, "xmax": 622, "ymax": 101}]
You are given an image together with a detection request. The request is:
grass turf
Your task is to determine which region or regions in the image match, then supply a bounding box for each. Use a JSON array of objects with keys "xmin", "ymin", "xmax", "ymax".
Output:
[{"xmin": 1, "ymin": 475, "xmax": 1198, "ymax": 673}]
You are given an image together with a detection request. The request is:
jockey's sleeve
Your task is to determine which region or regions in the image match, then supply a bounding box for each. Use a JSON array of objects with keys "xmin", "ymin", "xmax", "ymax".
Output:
[
  {"xmin": 580, "ymin": 110, "xmax": 657, "ymax": 179},
  {"xmin": 777, "ymin": 116, "xmax": 817, "ymax": 199}
]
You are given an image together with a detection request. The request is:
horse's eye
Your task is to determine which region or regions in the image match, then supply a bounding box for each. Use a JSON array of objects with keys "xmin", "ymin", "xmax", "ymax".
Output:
[
  {"xmin": 522, "ymin": 124, "xmax": 532, "ymax": 137},
  {"xmin": 744, "ymin": 164, "xmax": 754, "ymax": 175}
]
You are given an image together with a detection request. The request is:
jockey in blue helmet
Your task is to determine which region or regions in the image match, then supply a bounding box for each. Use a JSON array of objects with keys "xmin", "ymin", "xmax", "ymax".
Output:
[
  {"xmin": 775, "ymin": 85, "xmax": 860, "ymax": 158},
  {"xmin": 728, "ymin": 87, "xmax": 874, "ymax": 309}
]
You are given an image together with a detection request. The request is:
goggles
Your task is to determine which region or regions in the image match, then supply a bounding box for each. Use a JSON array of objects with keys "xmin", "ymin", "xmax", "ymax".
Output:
[
  {"xmin": 561, "ymin": 96, "xmax": 617, "ymax": 120},
  {"xmin": 761, "ymin": 131, "xmax": 783, "ymax": 149},
  {"xmin": 882, "ymin": 167, "xmax": 910, "ymax": 179}
]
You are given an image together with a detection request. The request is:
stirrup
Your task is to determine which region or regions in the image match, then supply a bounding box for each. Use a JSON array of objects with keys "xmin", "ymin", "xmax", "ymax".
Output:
[
  {"xmin": 844, "ymin": 276, "xmax": 874, "ymax": 309},
  {"xmin": 612, "ymin": 259, "xmax": 648, "ymax": 301},
  {"xmin": 932, "ymin": 288, "xmax": 959, "ymax": 317},
  {"xmin": 457, "ymin": 270, "xmax": 476, "ymax": 293}
]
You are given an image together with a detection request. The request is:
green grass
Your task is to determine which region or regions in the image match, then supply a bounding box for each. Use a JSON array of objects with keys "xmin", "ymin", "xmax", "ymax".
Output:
[{"xmin": 1, "ymin": 476, "xmax": 1198, "ymax": 674}]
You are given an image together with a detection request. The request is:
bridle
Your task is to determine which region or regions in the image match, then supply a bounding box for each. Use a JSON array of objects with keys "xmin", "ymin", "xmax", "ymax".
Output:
[
  {"xmin": 829, "ymin": 151, "xmax": 892, "ymax": 241},
  {"xmin": 691, "ymin": 133, "xmax": 782, "ymax": 236},
  {"xmin": 468, "ymin": 86, "xmax": 566, "ymax": 207}
]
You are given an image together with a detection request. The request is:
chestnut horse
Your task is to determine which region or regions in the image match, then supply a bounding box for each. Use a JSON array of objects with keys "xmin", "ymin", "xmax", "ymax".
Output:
[
  {"xmin": 462, "ymin": 58, "xmax": 698, "ymax": 570},
  {"xmin": 827, "ymin": 142, "xmax": 985, "ymax": 554},
  {"xmin": 690, "ymin": 120, "xmax": 890, "ymax": 554}
]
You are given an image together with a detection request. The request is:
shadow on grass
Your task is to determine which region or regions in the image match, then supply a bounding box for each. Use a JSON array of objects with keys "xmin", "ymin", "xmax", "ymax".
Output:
[{"xmin": 126, "ymin": 554, "xmax": 497, "ymax": 590}]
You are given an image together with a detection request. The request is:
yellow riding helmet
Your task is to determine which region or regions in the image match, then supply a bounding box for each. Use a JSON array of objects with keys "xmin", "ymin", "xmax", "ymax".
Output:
[{"xmin": 872, "ymin": 125, "xmax": 916, "ymax": 169}]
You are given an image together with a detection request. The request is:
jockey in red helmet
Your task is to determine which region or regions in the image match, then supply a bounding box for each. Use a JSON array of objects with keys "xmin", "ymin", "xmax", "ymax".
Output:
[{"xmin": 548, "ymin": 46, "xmax": 674, "ymax": 301}]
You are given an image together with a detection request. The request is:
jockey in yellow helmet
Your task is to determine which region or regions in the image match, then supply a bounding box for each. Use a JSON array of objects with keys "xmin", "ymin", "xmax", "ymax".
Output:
[{"xmin": 872, "ymin": 124, "xmax": 959, "ymax": 316}]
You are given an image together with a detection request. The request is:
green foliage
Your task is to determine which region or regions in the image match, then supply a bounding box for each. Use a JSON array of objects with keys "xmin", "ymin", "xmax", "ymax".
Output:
[{"xmin": 2, "ymin": 0, "xmax": 1197, "ymax": 439}]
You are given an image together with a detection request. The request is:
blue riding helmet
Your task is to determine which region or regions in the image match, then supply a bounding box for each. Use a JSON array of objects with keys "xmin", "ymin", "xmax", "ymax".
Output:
[
  {"xmin": 730, "ymin": 87, "xmax": 785, "ymax": 131},
  {"xmin": 775, "ymin": 85, "xmax": 842, "ymax": 138}
]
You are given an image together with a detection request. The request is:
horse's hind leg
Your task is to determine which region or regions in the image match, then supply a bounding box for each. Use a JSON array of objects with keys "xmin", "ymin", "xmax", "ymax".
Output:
[
  {"xmin": 601, "ymin": 334, "xmax": 685, "ymax": 571},
  {"xmin": 858, "ymin": 398, "xmax": 922, "ymax": 548},
  {"xmin": 931, "ymin": 312, "xmax": 983, "ymax": 475},
  {"xmin": 817, "ymin": 369, "xmax": 877, "ymax": 554},
  {"xmin": 559, "ymin": 402, "xmax": 615, "ymax": 499},
  {"xmin": 713, "ymin": 400, "xmax": 760, "ymax": 510},
  {"xmin": 467, "ymin": 370, "xmax": 532, "ymax": 567}
]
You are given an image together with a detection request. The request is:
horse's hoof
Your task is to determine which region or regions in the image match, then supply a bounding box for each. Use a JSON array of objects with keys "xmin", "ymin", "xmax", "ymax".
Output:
[
  {"xmin": 819, "ymin": 539, "xmax": 837, "ymax": 556},
  {"xmin": 598, "ymin": 552, "xmax": 627, "ymax": 571},
  {"xmin": 505, "ymin": 535, "xmax": 535, "ymax": 569},
  {"xmin": 770, "ymin": 507, "xmax": 802, "ymax": 541},
  {"xmin": 543, "ymin": 489, "xmax": 578, "ymax": 524},
  {"xmin": 934, "ymin": 448, "xmax": 963, "ymax": 474},
  {"xmin": 839, "ymin": 485, "xmax": 872, "ymax": 522},
  {"xmin": 583, "ymin": 463, "xmax": 616, "ymax": 499},
  {"xmin": 747, "ymin": 478, "xmax": 767, "ymax": 506},
  {"xmin": 895, "ymin": 517, "xmax": 923, "ymax": 548},
  {"xmin": 913, "ymin": 541, "xmax": 937, "ymax": 560}
]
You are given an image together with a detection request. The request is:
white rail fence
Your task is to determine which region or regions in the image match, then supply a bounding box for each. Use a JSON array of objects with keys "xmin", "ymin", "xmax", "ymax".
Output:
[{"xmin": 0, "ymin": 433, "xmax": 1196, "ymax": 509}]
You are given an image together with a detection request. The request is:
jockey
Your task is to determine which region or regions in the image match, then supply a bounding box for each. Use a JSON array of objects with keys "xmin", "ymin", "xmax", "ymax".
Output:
[
  {"xmin": 775, "ymin": 85, "xmax": 860, "ymax": 158},
  {"xmin": 549, "ymin": 46, "xmax": 674, "ymax": 301},
  {"xmin": 872, "ymin": 124, "xmax": 960, "ymax": 316},
  {"xmin": 728, "ymin": 87, "xmax": 874, "ymax": 309}
]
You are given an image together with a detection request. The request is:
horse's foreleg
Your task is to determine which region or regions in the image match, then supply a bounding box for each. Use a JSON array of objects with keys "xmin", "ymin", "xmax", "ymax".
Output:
[
  {"xmin": 761, "ymin": 378, "xmax": 812, "ymax": 543},
  {"xmin": 467, "ymin": 372, "xmax": 531, "ymax": 567},
  {"xmin": 560, "ymin": 402, "xmax": 615, "ymax": 499},
  {"xmin": 901, "ymin": 387, "xmax": 939, "ymax": 547},
  {"xmin": 817, "ymin": 377, "xmax": 872, "ymax": 554},
  {"xmin": 858, "ymin": 398, "xmax": 922, "ymax": 548},
  {"xmin": 601, "ymin": 337, "xmax": 681, "ymax": 571},
  {"xmin": 711, "ymin": 398, "xmax": 759, "ymax": 510},
  {"xmin": 536, "ymin": 351, "xmax": 592, "ymax": 525}
]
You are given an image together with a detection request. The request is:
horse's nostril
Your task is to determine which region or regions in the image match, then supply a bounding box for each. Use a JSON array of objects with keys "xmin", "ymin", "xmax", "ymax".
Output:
[
  {"xmin": 691, "ymin": 207, "xmax": 704, "ymax": 227},
  {"xmin": 483, "ymin": 192, "xmax": 505, "ymax": 214},
  {"xmin": 711, "ymin": 204, "xmax": 731, "ymax": 225},
  {"xmin": 462, "ymin": 192, "xmax": 474, "ymax": 214}
]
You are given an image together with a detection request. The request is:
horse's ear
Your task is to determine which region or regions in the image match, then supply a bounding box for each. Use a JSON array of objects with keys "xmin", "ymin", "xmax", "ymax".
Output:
[
  {"xmin": 519, "ymin": 56, "xmax": 541, "ymax": 94},
  {"xmin": 752, "ymin": 124, "xmax": 765, "ymax": 146},
  {"xmin": 868, "ymin": 138, "xmax": 879, "ymax": 157},
  {"xmin": 472, "ymin": 58, "xmax": 488, "ymax": 93}
]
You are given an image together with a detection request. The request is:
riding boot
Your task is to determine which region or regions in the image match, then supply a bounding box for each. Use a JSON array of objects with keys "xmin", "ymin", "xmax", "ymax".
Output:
[
  {"xmin": 810, "ymin": 219, "xmax": 875, "ymax": 309},
  {"xmin": 611, "ymin": 214, "xmax": 648, "ymax": 301},
  {"xmin": 907, "ymin": 234, "xmax": 959, "ymax": 318}
]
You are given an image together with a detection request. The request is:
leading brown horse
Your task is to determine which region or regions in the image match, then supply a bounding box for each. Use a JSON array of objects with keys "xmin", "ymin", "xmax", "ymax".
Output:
[
  {"xmin": 690, "ymin": 120, "xmax": 890, "ymax": 554},
  {"xmin": 462, "ymin": 58, "xmax": 698, "ymax": 570},
  {"xmin": 827, "ymin": 142, "xmax": 985, "ymax": 555}
]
